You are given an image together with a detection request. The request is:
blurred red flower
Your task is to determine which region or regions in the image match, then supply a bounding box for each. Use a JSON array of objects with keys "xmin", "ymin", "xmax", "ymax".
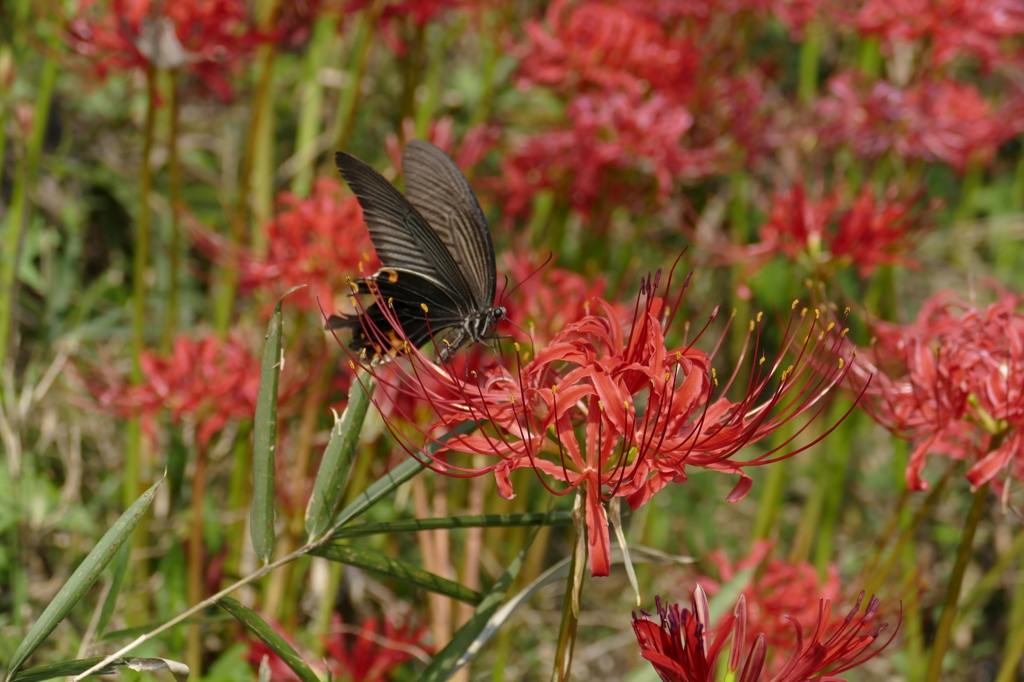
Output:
[
  {"xmin": 188, "ymin": 177, "xmax": 379, "ymax": 314},
  {"xmin": 498, "ymin": 251, "xmax": 623, "ymax": 347},
  {"xmin": 501, "ymin": 91, "xmax": 720, "ymax": 217},
  {"xmin": 68, "ymin": 0, "xmax": 263, "ymax": 101},
  {"xmin": 323, "ymin": 614, "xmax": 430, "ymax": 682},
  {"xmin": 385, "ymin": 117, "xmax": 499, "ymax": 176},
  {"xmin": 847, "ymin": 289, "xmax": 1024, "ymax": 491},
  {"xmin": 632, "ymin": 585, "xmax": 897, "ymax": 682},
  {"xmin": 857, "ymin": 0, "xmax": 1024, "ymax": 70},
  {"xmin": 691, "ymin": 540, "xmax": 841, "ymax": 675},
  {"xmin": 246, "ymin": 613, "xmax": 428, "ymax": 682},
  {"xmin": 718, "ymin": 182, "xmax": 920, "ymax": 277},
  {"xmin": 348, "ymin": 269, "xmax": 852, "ymax": 576},
  {"xmin": 515, "ymin": 0, "xmax": 699, "ymax": 102},
  {"xmin": 92, "ymin": 333, "xmax": 263, "ymax": 446},
  {"xmin": 817, "ymin": 72, "xmax": 1022, "ymax": 171}
]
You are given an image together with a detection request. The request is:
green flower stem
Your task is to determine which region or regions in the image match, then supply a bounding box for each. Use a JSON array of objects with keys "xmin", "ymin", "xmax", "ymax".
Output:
[
  {"xmin": 859, "ymin": 36, "xmax": 882, "ymax": 78},
  {"xmin": 797, "ymin": 20, "xmax": 821, "ymax": 105},
  {"xmin": 186, "ymin": 444, "xmax": 209, "ymax": 676},
  {"xmin": 813, "ymin": 403, "xmax": 854, "ymax": 573},
  {"xmin": 550, "ymin": 495, "xmax": 585, "ymax": 682},
  {"xmin": 162, "ymin": 70, "xmax": 182, "ymax": 353},
  {"xmin": 996, "ymin": 539, "xmax": 1024, "ymax": 682},
  {"xmin": 953, "ymin": 157, "xmax": 983, "ymax": 224},
  {"xmin": 334, "ymin": 5, "xmax": 378, "ymax": 152},
  {"xmin": 468, "ymin": 11, "xmax": 500, "ymax": 128},
  {"xmin": 751, "ymin": 429, "xmax": 790, "ymax": 541},
  {"xmin": 292, "ymin": 14, "xmax": 338, "ymax": 198},
  {"xmin": 924, "ymin": 482, "xmax": 990, "ymax": 682},
  {"xmin": 0, "ymin": 57, "xmax": 56, "ymax": 372}
]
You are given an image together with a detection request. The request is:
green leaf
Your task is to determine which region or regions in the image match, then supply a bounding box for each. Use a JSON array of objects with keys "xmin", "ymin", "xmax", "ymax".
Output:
[
  {"xmin": 329, "ymin": 421, "xmax": 479, "ymax": 532},
  {"xmin": 416, "ymin": 532, "xmax": 536, "ymax": 682},
  {"xmin": 217, "ymin": 598, "xmax": 319, "ymax": 682},
  {"xmin": 5, "ymin": 475, "xmax": 164, "ymax": 680},
  {"xmin": 252, "ymin": 291, "xmax": 298, "ymax": 563},
  {"xmin": 331, "ymin": 512, "xmax": 574, "ymax": 540},
  {"xmin": 96, "ymin": 543, "xmax": 130, "ymax": 637},
  {"xmin": 312, "ymin": 544, "xmax": 483, "ymax": 604},
  {"xmin": 9, "ymin": 658, "xmax": 124, "ymax": 682},
  {"xmin": 329, "ymin": 456, "xmax": 425, "ymax": 531},
  {"xmin": 305, "ymin": 378, "xmax": 374, "ymax": 540}
]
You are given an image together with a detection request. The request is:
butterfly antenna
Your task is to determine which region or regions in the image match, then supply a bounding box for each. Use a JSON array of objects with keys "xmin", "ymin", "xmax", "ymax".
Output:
[{"xmin": 498, "ymin": 252, "xmax": 555, "ymax": 307}]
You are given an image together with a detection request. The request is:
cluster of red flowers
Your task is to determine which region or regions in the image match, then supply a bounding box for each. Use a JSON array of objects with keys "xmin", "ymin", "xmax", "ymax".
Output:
[
  {"xmin": 91, "ymin": 333, "xmax": 263, "ymax": 446},
  {"xmin": 349, "ymin": 267, "xmax": 853, "ymax": 576},
  {"xmin": 247, "ymin": 613, "xmax": 428, "ymax": 682},
  {"xmin": 68, "ymin": 0, "xmax": 266, "ymax": 101},
  {"xmin": 847, "ymin": 289, "xmax": 1024, "ymax": 492},
  {"xmin": 817, "ymin": 73, "xmax": 1023, "ymax": 171},
  {"xmin": 719, "ymin": 182, "xmax": 920, "ymax": 277},
  {"xmin": 189, "ymin": 178, "xmax": 378, "ymax": 314},
  {"xmin": 856, "ymin": 0, "xmax": 1024, "ymax": 70},
  {"xmin": 632, "ymin": 585, "xmax": 896, "ymax": 682},
  {"xmin": 691, "ymin": 541, "xmax": 841, "ymax": 675}
]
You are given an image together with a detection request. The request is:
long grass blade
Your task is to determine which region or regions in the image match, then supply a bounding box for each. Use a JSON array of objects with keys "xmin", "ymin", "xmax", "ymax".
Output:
[
  {"xmin": 217, "ymin": 597, "xmax": 320, "ymax": 682},
  {"xmin": 4, "ymin": 474, "xmax": 164, "ymax": 679},
  {"xmin": 312, "ymin": 544, "xmax": 483, "ymax": 604}
]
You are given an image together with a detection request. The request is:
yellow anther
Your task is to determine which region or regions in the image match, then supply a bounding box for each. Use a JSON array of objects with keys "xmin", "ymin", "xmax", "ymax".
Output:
[
  {"xmin": 759, "ymin": 355, "xmax": 765, "ymax": 366},
  {"xmin": 749, "ymin": 320, "xmax": 755, "ymax": 332},
  {"xmin": 827, "ymin": 322, "xmax": 835, "ymax": 332},
  {"xmin": 514, "ymin": 342, "xmax": 521, "ymax": 352},
  {"xmin": 852, "ymin": 349, "xmax": 859, "ymax": 359},
  {"xmin": 838, "ymin": 358, "xmax": 845, "ymax": 369},
  {"xmin": 665, "ymin": 371, "xmax": 671, "ymax": 381},
  {"xmin": 791, "ymin": 300, "xmax": 799, "ymax": 309},
  {"xmin": 800, "ymin": 307, "xmax": 808, "ymax": 317},
  {"xmin": 598, "ymin": 401, "xmax": 605, "ymax": 411},
  {"xmin": 841, "ymin": 328, "xmax": 849, "ymax": 337},
  {"xmin": 814, "ymin": 308, "xmax": 820, "ymax": 319},
  {"xmin": 387, "ymin": 297, "xmax": 394, "ymax": 307},
  {"xmin": 421, "ymin": 303, "xmax": 429, "ymax": 313},
  {"xmin": 552, "ymin": 385, "xmax": 557, "ymax": 393},
  {"xmin": 624, "ymin": 400, "xmax": 629, "ymax": 409},
  {"xmin": 509, "ymin": 393, "xmax": 515, "ymax": 403},
  {"xmin": 348, "ymin": 360, "xmax": 355, "ymax": 370},
  {"xmin": 844, "ymin": 306, "xmax": 851, "ymax": 314},
  {"xmin": 443, "ymin": 339, "xmax": 451, "ymax": 347},
  {"xmin": 471, "ymin": 370, "xmax": 478, "ymax": 377},
  {"xmin": 349, "ymin": 296, "xmax": 358, "ymax": 307}
]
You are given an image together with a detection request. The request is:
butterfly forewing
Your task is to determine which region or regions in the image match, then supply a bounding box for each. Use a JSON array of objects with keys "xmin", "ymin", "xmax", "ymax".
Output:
[
  {"xmin": 333, "ymin": 150, "xmax": 473, "ymax": 306},
  {"xmin": 401, "ymin": 140, "xmax": 497, "ymax": 308}
]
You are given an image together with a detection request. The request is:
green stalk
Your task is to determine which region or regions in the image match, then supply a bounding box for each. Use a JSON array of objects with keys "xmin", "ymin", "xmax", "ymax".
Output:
[
  {"xmin": 924, "ymin": 483, "xmax": 990, "ymax": 682},
  {"xmin": 186, "ymin": 445, "xmax": 209, "ymax": 676},
  {"xmin": 551, "ymin": 497, "xmax": 585, "ymax": 682},
  {"xmin": 751, "ymin": 428, "xmax": 790, "ymax": 541},
  {"xmin": 996, "ymin": 539, "xmax": 1024, "ymax": 682},
  {"xmin": 1012, "ymin": 139, "xmax": 1024, "ymax": 213},
  {"xmin": 292, "ymin": 15, "xmax": 339, "ymax": 198},
  {"xmin": 0, "ymin": 57, "xmax": 56, "ymax": 371},
  {"xmin": 163, "ymin": 70, "xmax": 182, "ymax": 353},
  {"xmin": 859, "ymin": 36, "xmax": 882, "ymax": 78},
  {"xmin": 797, "ymin": 20, "xmax": 821, "ymax": 105},
  {"xmin": 414, "ymin": 20, "xmax": 463, "ymax": 138},
  {"xmin": 812, "ymin": 401, "xmax": 854, "ymax": 573},
  {"xmin": 334, "ymin": 5, "xmax": 377, "ymax": 152},
  {"xmin": 953, "ymin": 157, "xmax": 983, "ymax": 224},
  {"xmin": 251, "ymin": 44, "xmax": 277, "ymax": 247},
  {"xmin": 133, "ymin": 67, "xmax": 158, "ymax": 380},
  {"xmin": 468, "ymin": 11, "xmax": 500, "ymax": 128},
  {"xmin": 400, "ymin": 21, "xmax": 426, "ymax": 125}
]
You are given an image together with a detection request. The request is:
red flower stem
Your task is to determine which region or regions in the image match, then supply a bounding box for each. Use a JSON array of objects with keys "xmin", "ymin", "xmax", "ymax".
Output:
[
  {"xmin": 924, "ymin": 481, "xmax": 990, "ymax": 682},
  {"xmin": 163, "ymin": 69, "xmax": 182, "ymax": 353},
  {"xmin": 187, "ymin": 443, "xmax": 209, "ymax": 676}
]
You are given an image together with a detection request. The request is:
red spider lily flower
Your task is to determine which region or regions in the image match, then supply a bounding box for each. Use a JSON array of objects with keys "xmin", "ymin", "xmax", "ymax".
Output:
[
  {"xmin": 846, "ymin": 289, "xmax": 1024, "ymax": 492},
  {"xmin": 343, "ymin": 267, "xmax": 854, "ymax": 576},
  {"xmin": 515, "ymin": 0, "xmax": 699, "ymax": 102},
  {"xmin": 322, "ymin": 613, "xmax": 430, "ymax": 682},
  {"xmin": 498, "ymin": 251, "xmax": 624, "ymax": 347},
  {"xmin": 632, "ymin": 585, "xmax": 898, "ymax": 682},
  {"xmin": 691, "ymin": 540, "xmax": 841, "ymax": 675},
  {"xmin": 385, "ymin": 117, "xmax": 499, "ymax": 176},
  {"xmin": 89, "ymin": 333, "xmax": 281, "ymax": 446},
  {"xmin": 857, "ymin": 0, "xmax": 1024, "ymax": 70},
  {"xmin": 188, "ymin": 178, "xmax": 378, "ymax": 313},
  {"xmin": 817, "ymin": 72, "xmax": 1023, "ymax": 171},
  {"xmin": 245, "ymin": 613, "xmax": 428, "ymax": 682},
  {"xmin": 718, "ymin": 182, "xmax": 920, "ymax": 277},
  {"xmin": 67, "ymin": 0, "xmax": 264, "ymax": 101},
  {"xmin": 83, "ymin": 335, "xmax": 310, "ymax": 449},
  {"xmin": 501, "ymin": 91, "xmax": 720, "ymax": 217}
]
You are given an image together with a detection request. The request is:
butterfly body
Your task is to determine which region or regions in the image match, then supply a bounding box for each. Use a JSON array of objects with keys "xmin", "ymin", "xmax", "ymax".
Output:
[{"xmin": 328, "ymin": 140, "xmax": 504, "ymax": 362}]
